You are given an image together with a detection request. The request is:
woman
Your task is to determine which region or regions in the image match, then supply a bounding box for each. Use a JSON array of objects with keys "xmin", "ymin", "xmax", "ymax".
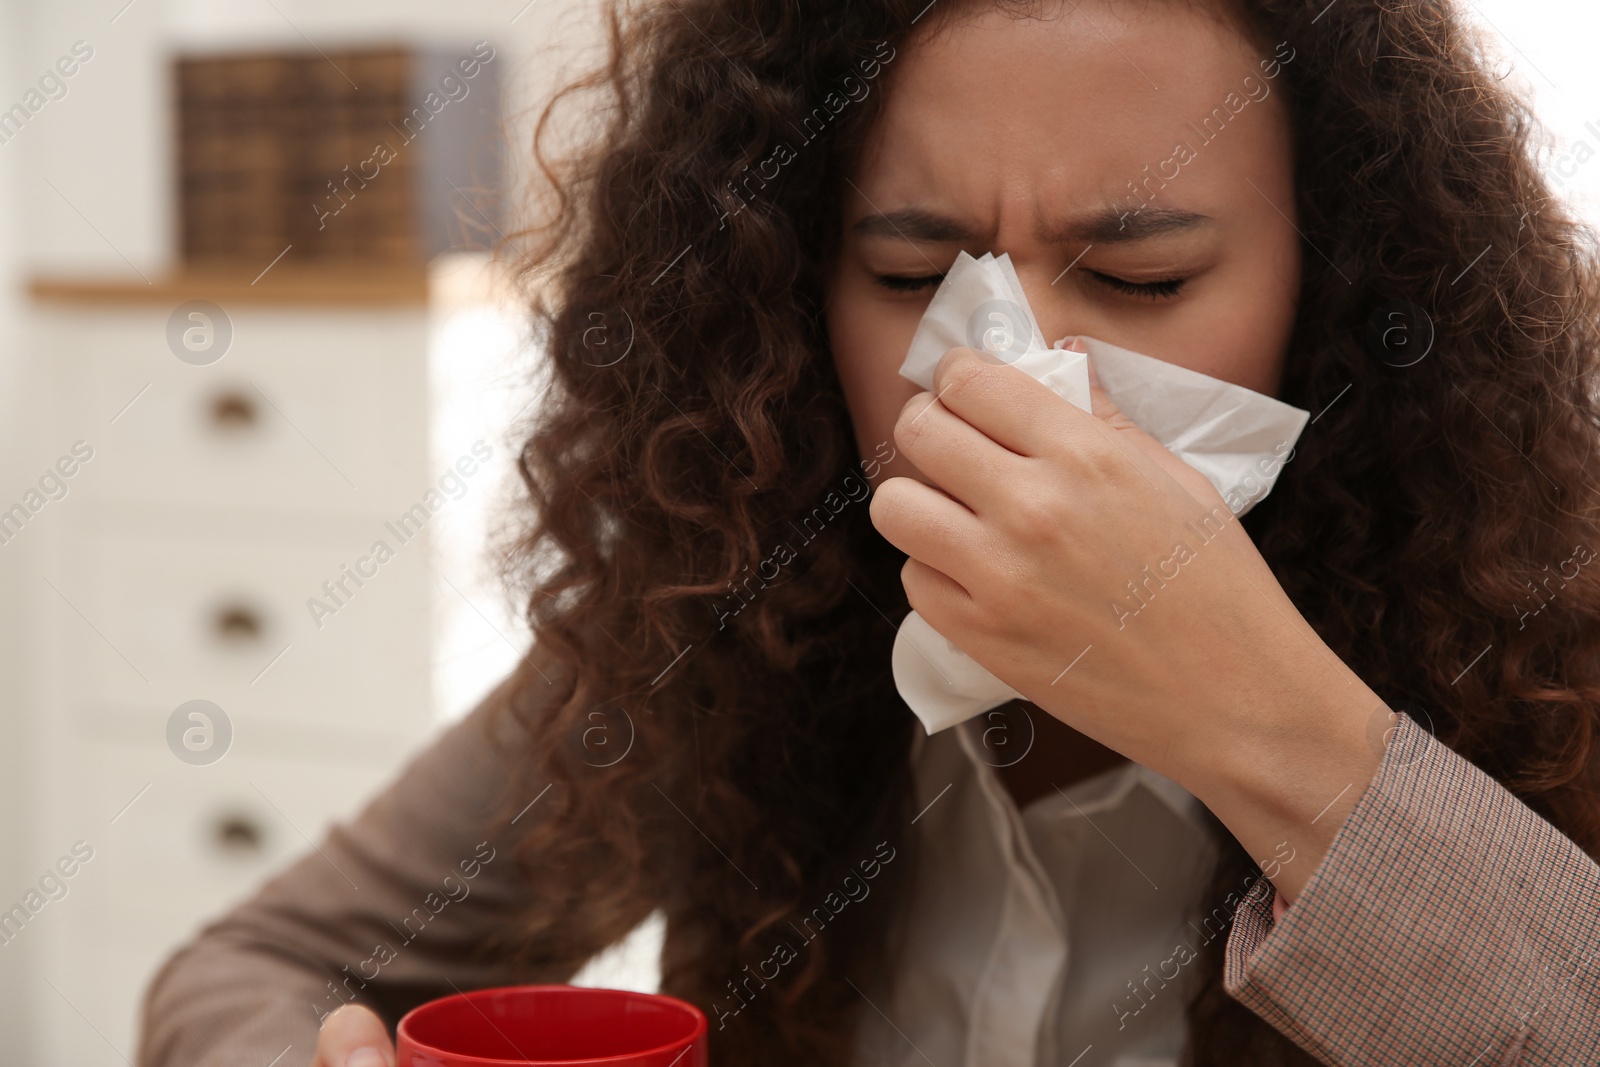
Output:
[{"xmin": 138, "ymin": 0, "xmax": 1600, "ymax": 1064}]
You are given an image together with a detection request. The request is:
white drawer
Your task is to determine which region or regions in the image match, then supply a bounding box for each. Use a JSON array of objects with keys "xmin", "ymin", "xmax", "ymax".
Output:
[
  {"xmin": 34, "ymin": 739, "xmax": 411, "ymax": 1067},
  {"xmin": 35, "ymin": 304, "xmax": 428, "ymax": 515},
  {"xmin": 71, "ymin": 524, "xmax": 432, "ymax": 738}
]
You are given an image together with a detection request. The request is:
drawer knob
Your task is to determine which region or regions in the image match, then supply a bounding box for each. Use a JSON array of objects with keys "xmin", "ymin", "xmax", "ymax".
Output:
[
  {"xmin": 207, "ymin": 390, "xmax": 259, "ymax": 431},
  {"xmin": 212, "ymin": 812, "xmax": 265, "ymax": 855},
  {"xmin": 212, "ymin": 604, "xmax": 264, "ymax": 642}
]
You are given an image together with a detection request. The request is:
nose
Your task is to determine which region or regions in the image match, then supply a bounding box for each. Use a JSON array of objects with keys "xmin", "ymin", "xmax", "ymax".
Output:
[{"xmin": 1008, "ymin": 261, "xmax": 1081, "ymax": 352}]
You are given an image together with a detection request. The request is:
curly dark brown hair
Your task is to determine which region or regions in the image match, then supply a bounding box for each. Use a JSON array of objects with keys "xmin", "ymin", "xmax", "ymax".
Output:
[{"xmin": 484, "ymin": 0, "xmax": 1600, "ymax": 1063}]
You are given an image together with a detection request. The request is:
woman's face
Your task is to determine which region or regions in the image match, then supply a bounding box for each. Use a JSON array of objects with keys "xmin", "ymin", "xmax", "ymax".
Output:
[{"xmin": 826, "ymin": 0, "xmax": 1302, "ymax": 489}]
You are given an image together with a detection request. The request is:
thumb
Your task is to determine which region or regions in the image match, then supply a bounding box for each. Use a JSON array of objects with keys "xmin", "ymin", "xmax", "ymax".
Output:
[
  {"xmin": 1076, "ymin": 344, "xmax": 1160, "ymax": 453},
  {"xmin": 1082, "ymin": 350, "xmax": 1135, "ymax": 428},
  {"xmin": 312, "ymin": 1003, "xmax": 394, "ymax": 1067},
  {"xmin": 1075, "ymin": 341, "xmax": 1229, "ymax": 510}
]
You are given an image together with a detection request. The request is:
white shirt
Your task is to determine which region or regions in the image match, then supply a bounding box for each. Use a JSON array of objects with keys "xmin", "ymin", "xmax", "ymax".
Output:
[{"xmin": 852, "ymin": 711, "xmax": 1221, "ymax": 1067}]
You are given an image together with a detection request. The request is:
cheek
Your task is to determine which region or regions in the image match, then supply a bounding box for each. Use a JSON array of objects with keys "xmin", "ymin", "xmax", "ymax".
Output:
[
  {"xmin": 1215, "ymin": 237, "xmax": 1298, "ymax": 395},
  {"xmin": 1181, "ymin": 305, "xmax": 1289, "ymax": 395},
  {"xmin": 1166, "ymin": 236, "xmax": 1298, "ymax": 397},
  {"xmin": 827, "ymin": 286, "xmax": 924, "ymax": 483}
]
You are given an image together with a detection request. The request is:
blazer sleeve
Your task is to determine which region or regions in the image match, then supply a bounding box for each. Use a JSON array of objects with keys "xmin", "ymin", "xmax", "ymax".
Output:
[
  {"xmin": 1222, "ymin": 711, "xmax": 1600, "ymax": 1066},
  {"xmin": 135, "ymin": 671, "xmax": 581, "ymax": 1067}
]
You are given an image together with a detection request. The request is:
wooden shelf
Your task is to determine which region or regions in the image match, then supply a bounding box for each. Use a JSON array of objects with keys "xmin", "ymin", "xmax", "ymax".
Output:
[{"xmin": 28, "ymin": 260, "xmax": 430, "ymax": 306}]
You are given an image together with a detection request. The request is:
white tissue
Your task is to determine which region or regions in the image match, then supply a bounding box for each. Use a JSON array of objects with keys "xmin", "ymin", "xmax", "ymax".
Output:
[{"xmin": 891, "ymin": 251, "xmax": 1311, "ymax": 735}]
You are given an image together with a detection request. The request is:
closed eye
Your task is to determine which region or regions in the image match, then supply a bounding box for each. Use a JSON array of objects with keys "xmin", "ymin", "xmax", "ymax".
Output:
[
  {"xmin": 875, "ymin": 271, "xmax": 1186, "ymax": 299},
  {"xmin": 874, "ymin": 273, "xmax": 945, "ymax": 293},
  {"xmin": 1085, "ymin": 270, "xmax": 1187, "ymax": 299}
]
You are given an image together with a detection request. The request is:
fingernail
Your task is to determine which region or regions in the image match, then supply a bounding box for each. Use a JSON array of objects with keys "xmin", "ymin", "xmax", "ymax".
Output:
[
  {"xmin": 346, "ymin": 1048, "xmax": 389, "ymax": 1067},
  {"xmin": 1064, "ymin": 335, "xmax": 1088, "ymax": 353}
]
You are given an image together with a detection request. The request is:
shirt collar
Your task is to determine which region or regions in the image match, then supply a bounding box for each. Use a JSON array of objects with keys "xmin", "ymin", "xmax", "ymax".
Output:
[{"xmin": 910, "ymin": 711, "xmax": 1211, "ymax": 833}]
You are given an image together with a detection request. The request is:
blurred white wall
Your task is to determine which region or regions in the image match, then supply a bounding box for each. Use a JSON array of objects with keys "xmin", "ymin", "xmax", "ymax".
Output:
[
  {"xmin": 426, "ymin": 253, "xmax": 543, "ymax": 725},
  {"xmin": 1467, "ymin": 0, "xmax": 1600, "ymax": 223}
]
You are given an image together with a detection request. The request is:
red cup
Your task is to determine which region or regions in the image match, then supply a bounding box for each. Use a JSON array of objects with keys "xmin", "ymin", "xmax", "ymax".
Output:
[{"xmin": 396, "ymin": 985, "xmax": 708, "ymax": 1067}]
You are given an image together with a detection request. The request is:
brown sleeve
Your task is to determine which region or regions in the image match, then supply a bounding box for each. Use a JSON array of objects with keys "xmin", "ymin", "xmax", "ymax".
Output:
[
  {"xmin": 135, "ymin": 672, "xmax": 576, "ymax": 1067},
  {"xmin": 1224, "ymin": 712, "xmax": 1600, "ymax": 1066}
]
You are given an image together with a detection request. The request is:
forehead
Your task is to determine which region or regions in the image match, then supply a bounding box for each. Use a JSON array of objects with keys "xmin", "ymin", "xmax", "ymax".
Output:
[{"xmin": 854, "ymin": 0, "xmax": 1286, "ymax": 219}]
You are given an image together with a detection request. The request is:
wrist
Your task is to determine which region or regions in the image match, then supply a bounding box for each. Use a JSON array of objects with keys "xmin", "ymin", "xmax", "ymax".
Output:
[{"xmin": 1179, "ymin": 660, "xmax": 1387, "ymax": 902}]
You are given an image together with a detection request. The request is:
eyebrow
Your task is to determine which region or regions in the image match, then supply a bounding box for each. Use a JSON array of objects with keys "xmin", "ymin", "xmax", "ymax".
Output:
[{"xmin": 852, "ymin": 205, "xmax": 1213, "ymax": 246}]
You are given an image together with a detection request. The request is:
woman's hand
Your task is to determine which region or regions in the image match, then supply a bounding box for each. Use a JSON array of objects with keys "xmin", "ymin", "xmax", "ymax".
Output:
[
  {"xmin": 869, "ymin": 345, "xmax": 1387, "ymax": 901},
  {"xmin": 311, "ymin": 1004, "xmax": 394, "ymax": 1067}
]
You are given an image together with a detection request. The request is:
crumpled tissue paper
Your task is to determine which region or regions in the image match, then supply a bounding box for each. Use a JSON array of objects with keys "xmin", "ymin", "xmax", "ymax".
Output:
[{"xmin": 891, "ymin": 251, "xmax": 1311, "ymax": 735}]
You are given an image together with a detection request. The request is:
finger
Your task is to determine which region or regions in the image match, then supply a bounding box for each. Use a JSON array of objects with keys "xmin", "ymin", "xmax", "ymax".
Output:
[
  {"xmin": 893, "ymin": 389, "xmax": 1018, "ymax": 516},
  {"xmin": 312, "ymin": 1004, "xmax": 394, "ymax": 1067},
  {"xmin": 1083, "ymin": 353, "xmax": 1125, "ymax": 425},
  {"xmin": 900, "ymin": 554, "xmax": 975, "ymax": 633},
  {"xmin": 1083, "ymin": 361, "xmax": 1227, "ymax": 508},
  {"xmin": 1084, "ymin": 373, "xmax": 1165, "ymax": 459},
  {"xmin": 868, "ymin": 475, "xmax": 986, "ymax": 593},
  {"xmin": 930, "ymin": 346, "xmax": 1095, "ymax": 459},
  {"xmin": 1083, "ymin": 358, "xmax": 1150, "ymax": 439}
]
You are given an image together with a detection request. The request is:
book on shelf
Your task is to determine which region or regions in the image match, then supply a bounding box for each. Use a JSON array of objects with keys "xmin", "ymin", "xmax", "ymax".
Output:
[{"xmin": 175, "ymin": 44, "xmax": 504, "ymax": 267}]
